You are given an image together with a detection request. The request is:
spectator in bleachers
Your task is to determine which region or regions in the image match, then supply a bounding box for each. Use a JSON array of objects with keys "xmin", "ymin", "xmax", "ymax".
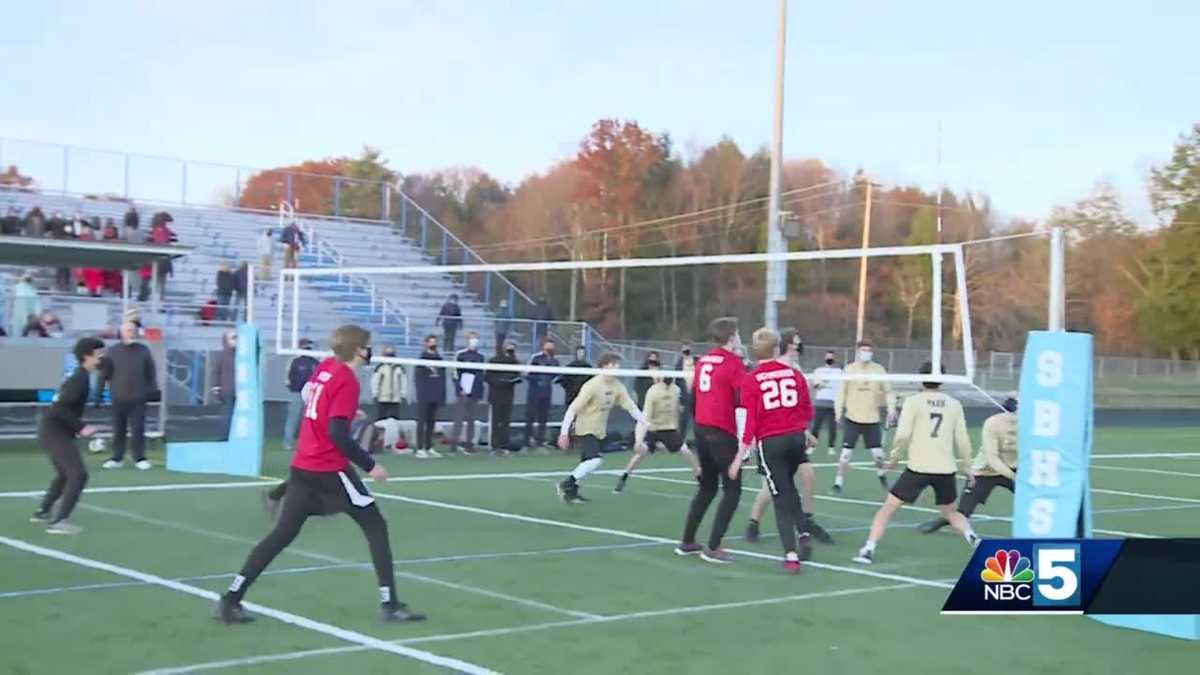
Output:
[
  {"xmin": 23, "ymin": 206, "xmax": 45, "ymax": 238},
  {"xmin": 450, "ymin": 332, "xmax": 485, "ymax": 454},
  {"xmin": 257, "ymin": 229, "xmax": 274, "ymax": 282},
  {"xmin": 494, "ymin": 298, "xmax": 512, "ymax": 355},
  {"xmin": 234, "ymin": 262, "xmax": 249, "ymax": 314},
  {"xmin": 532, "ymin": 296, "xmax": 554, "ymax": 345},
  {"xmin": 1, "ymin": 206, "xmax": 20, "ymax": 235},
  {"xmin": 559, "ymin": 346, "xmax": 591, "ymax": 408},
  {"xmin": 9, "ymin": 272, "xmax": 42, "ymax": 336},
  {"xmin": 47, "ymin": 211, "xmax": 69, "ymax": 238},
  {"xmin": 102, "ymin": 218, "xmax": 119, "ymax": 241},
  {"xmin": 212, "ymin": 330, "xmax": 238, "ymax": 440},
  {"xmin": 215, "ymin": 264, "xmax": 236, "ymax": 320},
  {"xmin": 70, "ymin": 211, "xmax": 87, "ymax": 238},
  {"xmin": 436, "ymin": 293, "xmax": 462, "ymax": 351},
  {"xmin": 23, "ymin": 311, "xmax": 63, "ymax": 338},
  {"xmin": 123, "ymin": 205, "xmax": 139, "ymax": 231},
  {"xmin": 486, "ymin": 340, "xmax": 521, "ymax": 454},
  {"xmin": 282, "ymin": 338, "xmax": 318, "ymax": 451},
  {"xmin": 525, "ymin": 338, "xmax": 559, "ymax": 450},
  {"xmin": 48, "ymin": 211, "xmax": 73, "ymax": 291},
  {"xmin": 147, "ymin": 212, "xmax": 177, "ymax": 299},
  {"xmin": 281, "ymin": 219, "xmax": 305, "ymax": 269}
]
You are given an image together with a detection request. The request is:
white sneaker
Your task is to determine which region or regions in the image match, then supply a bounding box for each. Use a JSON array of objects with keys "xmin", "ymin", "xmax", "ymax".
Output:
[
  {"xmin": 47, "ymin": 520, "xmax": 83, "ymax": 535},
  {"xmin": 102, "ymin": 459, "xmax": 123, "ymax": 469},
  {"xmin": 414, "ymin": 449, "xmax": 429, "ymax": 459},
  {"xmin": 852, "ymin": 546, "xmax": 874, "ymax": 565},
  {"xmin": 426, "ymin": 448, "xmax": 443, "ymax": 458},
  {"xmin": 135, "ymin": 460, "xmax": 153, "ymax": 471}
]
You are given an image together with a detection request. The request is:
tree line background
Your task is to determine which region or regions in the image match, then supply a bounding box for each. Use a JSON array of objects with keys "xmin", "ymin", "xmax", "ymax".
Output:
[{"xmin": 231, "ymin": 121, "xmax": 1200, "ymax": 360}]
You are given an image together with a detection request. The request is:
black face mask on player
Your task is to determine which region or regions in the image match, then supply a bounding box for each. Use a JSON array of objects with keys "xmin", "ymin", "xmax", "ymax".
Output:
[
  {"xmin": 361, "ymin": 346, "xmax": 373, "ymax": 364},
  {"xmin": 825, "ymin": 357, "xmax": 835, "ymax": 366},
  {"xmin": 1002, "ymin": 397, "xmax": 1018, "ymax": 413}
]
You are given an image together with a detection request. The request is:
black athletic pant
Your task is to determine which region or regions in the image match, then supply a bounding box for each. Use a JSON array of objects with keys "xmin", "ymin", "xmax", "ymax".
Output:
[
  {"xmin": 958, "ymin": 475, "xmax": 1015, "ymax": 517},
  {"xmin": 39, "ymin": 432, "xmax": 88, "ymax": 522},
  {"xmin": 491, "ymin": 395, "xmax": 513, "ymax": 450},
  {"xmin": 228, "ymin": 469, "xmax": 396, "ymax": 605},
  {"xmin": 417, "ymin": 402, "xmax": 438, "ymax": 449},
  {"xmin": 682, "ymin": 425, "xmax": 741, "ymax": 550},
  {"xmin": 267, "ymin": 481, "xmax": 288, "ymax": 501},
  {"xmin": 810, "ymin": 405, "xmax": 837, "ymax": 450},
  {"xmin": 375, "ymin": 402, "xmax": 401, "ymax": 421},
  {"xmin": 758, "ymin": 433, "xmax": 810, "ymax": 555},
  {"xmin": 525, "ymin": 394, "xmax": 550, "ymax": 445},
  {"xmin": 111, "ymin": 399, "xmax": 147, "ymax": 462}
]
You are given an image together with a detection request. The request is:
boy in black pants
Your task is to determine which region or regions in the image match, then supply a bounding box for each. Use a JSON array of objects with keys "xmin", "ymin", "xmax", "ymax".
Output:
[{"xmin": 33, "ymin": 337, "xmax": 105, "ymax": 534}]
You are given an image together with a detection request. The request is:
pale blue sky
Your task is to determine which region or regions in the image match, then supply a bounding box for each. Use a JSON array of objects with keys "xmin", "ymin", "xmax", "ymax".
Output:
[{"xmin": 2, "ymin": 0, "xmax": 1197, "ymax": 222}]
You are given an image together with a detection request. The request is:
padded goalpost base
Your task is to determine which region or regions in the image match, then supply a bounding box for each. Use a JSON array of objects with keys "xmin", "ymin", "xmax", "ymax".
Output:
[
  {"xmin": 1090, "ymin": 615, "xmax": 1200, "ymax": 641},
  {"xmin": 167, "ymin": 324, "xmax": 264, "ymax": 477}
]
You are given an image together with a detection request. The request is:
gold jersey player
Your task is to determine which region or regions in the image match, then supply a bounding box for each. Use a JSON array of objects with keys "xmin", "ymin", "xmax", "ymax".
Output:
[
  {"xmin": 216, "ymin": 325, "xmax": 425, "ymax": 624},
  {"xmin": 920, "ymin": 394, "xmax": 1018, "ymax": 534},
  {"xmin": 613, "ymin": 363, "xmax": 700, "ymax": 493},
  {"xmin": 556, "ymin": 353, "xmax": 649, "ymax": 503},
  {"xmin": 852, "ymin": 362, "xmax": 980, "ymax": 564},
  {"xmin": 832, "ymin": 339, "xmax": 897, "ymax": 494}
]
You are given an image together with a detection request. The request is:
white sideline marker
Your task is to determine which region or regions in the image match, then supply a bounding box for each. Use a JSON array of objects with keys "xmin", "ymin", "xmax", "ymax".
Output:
[{"xmin": 0, "ymin": 535, "xmax": 499, "ymax": 675}]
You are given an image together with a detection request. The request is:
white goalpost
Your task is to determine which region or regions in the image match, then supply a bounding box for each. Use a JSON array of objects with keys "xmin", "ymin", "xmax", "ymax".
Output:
[{"xmin": 276, "ymin": 241, "xmax": 1000, "ymax": 384}]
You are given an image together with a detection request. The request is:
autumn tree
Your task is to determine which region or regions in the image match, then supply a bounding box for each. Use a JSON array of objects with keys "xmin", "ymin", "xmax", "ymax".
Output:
[
  {"xmin": 237, "ymin": 158, "xmax": 344, "ymax": 213},
  {"xmin": 0, "ymin": 165, "xmax": 34, "ymax": 190}
]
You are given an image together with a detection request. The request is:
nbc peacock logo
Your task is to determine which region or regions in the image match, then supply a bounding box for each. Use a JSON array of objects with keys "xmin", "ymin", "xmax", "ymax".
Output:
[{"xmin": 980, "ymin": 549, "xmax": 1035, "ymax": 601}]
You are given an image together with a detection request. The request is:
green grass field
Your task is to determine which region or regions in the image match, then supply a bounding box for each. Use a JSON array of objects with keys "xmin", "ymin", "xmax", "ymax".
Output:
[{"xmin": 0, "ymin": 426, "xmax": 1197, "ymax": 674}]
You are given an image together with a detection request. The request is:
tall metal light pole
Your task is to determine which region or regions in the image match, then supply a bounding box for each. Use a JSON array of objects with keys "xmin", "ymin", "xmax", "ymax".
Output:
[{"xmin": 764, "ymin": 0, "xmax": 788, "ymax": 330}]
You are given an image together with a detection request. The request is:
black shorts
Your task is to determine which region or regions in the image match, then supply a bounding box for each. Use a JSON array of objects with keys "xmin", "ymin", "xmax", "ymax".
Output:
[
  {"xmin": 646, "ymin": 430, "xmax": 684, "ymax": 454},
  {"xmin": 959, "ymin": 474, "xmax": 1016, "ymax": 511},
  {"xmin": 889, "ymin": 469, "xmax": 957, "ymax": 505},
  {"xmin": 694, "ymin": 425, "xmax": 739, "ymax": 473},
  {"xmin": 575, "ymin": 434, "xmax": 604, "ymax": 461},
  {"xmin": 842, "ymin": 419, "xmax": 882, "ymax": 449},
  {"xmin": 285, "ymin": 466, "xmax": 376, "ymax": 516}
]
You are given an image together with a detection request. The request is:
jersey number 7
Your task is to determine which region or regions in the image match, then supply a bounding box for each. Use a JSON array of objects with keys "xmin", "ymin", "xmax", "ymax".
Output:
[
  {"xmin": 929, "ymin": 412, "xmax": 943, "ymax": 437},
  {"xmin": 761, "ymin": 378, "xmax": 798, "ymax": 410}
]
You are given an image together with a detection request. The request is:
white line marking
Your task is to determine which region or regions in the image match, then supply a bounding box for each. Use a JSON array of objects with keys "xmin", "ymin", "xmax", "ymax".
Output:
[
  {"xmin": 1091, "ymin": 464, "xmax": 1200, "ymax": 479},
  {"xmin": 140, "ymin": 582, "xmax": 916, "ymax": 674},
  {"xmin": 1089, "ymin": 487, "xmax": 1200, "ymax": 505},
  {"xmin": 631, "ymin": 473, "xmax": 1164, "ymax": 538},
  {"xmin": 0, "ymin": 535, "xmax": 498, "ymax": 675},
  {"xmin": 0, "ymin": 480, "xmax": 271, "ymax": 499},
  {"xmin": 370, "ymin": 490, "xmax": 956, "ymax": 590},
  {"xmin": 1090, "ymin": 452, "xmax": 1200, "ymax": 459}
]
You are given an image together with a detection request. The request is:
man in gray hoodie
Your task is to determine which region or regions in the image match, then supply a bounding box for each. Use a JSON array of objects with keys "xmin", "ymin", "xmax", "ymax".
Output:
[{"xmin": 98, "ymin": 322, "xmax": 158, "ymax": 470}]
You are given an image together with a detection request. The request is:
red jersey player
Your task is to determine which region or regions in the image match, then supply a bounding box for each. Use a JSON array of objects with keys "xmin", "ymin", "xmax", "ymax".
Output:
[
  {"xmin": 677, "ymin": 317, "xmax": 746, "ymax": 564},
  {"xmin": 217, "ymin": 325, "xmax": 425, "ymax": 624},
  {"xmin": 729, "ymin": 327, "xmax": 815, "ymax": 573}
]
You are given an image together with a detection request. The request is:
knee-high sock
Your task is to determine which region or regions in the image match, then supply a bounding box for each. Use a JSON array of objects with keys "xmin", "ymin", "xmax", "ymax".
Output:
[{"xmin": 571, "ymin": 457, "xmax": 603, "ymax": 482}]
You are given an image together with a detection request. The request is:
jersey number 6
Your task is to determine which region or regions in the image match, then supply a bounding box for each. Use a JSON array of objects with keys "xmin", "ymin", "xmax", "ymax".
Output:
[
  {"xmin": 697, "ymin": 363, "xmax": 714, "ymax": 392},
  {"xmin": 761, "ymin": 378, "xmax": 798, "ymax": 410}
]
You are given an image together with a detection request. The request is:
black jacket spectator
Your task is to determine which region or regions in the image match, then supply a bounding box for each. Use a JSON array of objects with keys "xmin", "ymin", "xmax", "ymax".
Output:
[
  {"xmin": 415, "ymin": 348, "xmax": 446, "ymax": 405},
  {"xmin": 216, "ymin": 267, "xmax": 237, "ymax": 298},
  {"xmin": 532, "ymin": 298, "xmax": 554, "ymax": 323},
  {"xmin": 24, "ymin": 207, "xmax": 45, "ymax": 237},
  {"xmin": 526, "ymin": 349, "xmax": 559, "ymax": 399},
  {"xmin": 286, "ymin": 354, "xmax": 319, "ymax": 393},
  {"xmin": 124, "ymin": 206, "xmax": 140, "ymax": 231},
  {"xmin": 560, "ymin": 355, "xmax": 592, "ymax": 408},
  {"xmin": 234, "ymin": 263, "xmax": 249, "ymax": 300},
  {"xmin": 1, "ymin": 207, "xmax": 20, "ymax": 235},
  {"xmin": 485, "ymin": 351, "xmax": 521, "ymax": 403},
  {"xmin": 213, "ymin": 343, "xmax": 236, "ymax": 402},
  {"xmin": 454, "ymin": 347, "xmax": 486, "ymax": 399},
  {"xmin": 47, "ymin": 212, "xmax": 70, "ymax": 239},
  {"xmin": 98, "ymin": 342, "xmax": 158, "ymax": 404}
]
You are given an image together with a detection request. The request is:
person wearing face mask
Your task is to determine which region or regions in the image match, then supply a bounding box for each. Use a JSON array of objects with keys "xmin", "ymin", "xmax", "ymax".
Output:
[
  {"xmin": 832, "ymin": 338, "xmax": 897, "ymax": 494},
  {"xmin": 920, "ymin": 394, "xmax": 1019, "ymax": 534},
  {"xmin": 212, "ymin": 330, "xmax": 239, "ymax": 440},
  {"xmin": 673, "ymin": 342, "xmax": 697, "ymax": 443},
  {"xmin": 413, "ymin": 335, "xmax": 447, "ymax": 458},
  {"xmin": 614, "ymin": 362, "xmax": 699, "ymax": 493},
  {"xmin": 633, "ymin": 351, "xmax": 662, "ymax": 408},
  {"xmin": 556, "ymin": 353, "xmax": 649, "ymax": 503},
  {"xmin": 217, "ymin": 324, "xmax": 426, "ymax": 625},
  {"xmin": 450, "ymin": 332, "xmax": 486, "ymax": 454},
  {"xmin": 485, "ymin": 340, "xmax": 522, "ymax": 454},
  {"xmin": 810, "ymin": 350, "xmax": 843, "ymax": 457},
  {"xmin": 558, "ymin": 346, "xmax": 591, "ymax": 409},
  {"xmin": 525, "ymin": 339, "xmax": 559, "ymax": 449},
  {"xmin": 370, "ymin": 345, "xmax": 408, "ymax": 422}
]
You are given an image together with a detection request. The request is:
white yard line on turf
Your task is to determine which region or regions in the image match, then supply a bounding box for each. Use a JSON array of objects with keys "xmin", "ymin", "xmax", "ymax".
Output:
[
  {"xmin": 0, "ymin": 535, "xmax": 498, "ymax": 675},
  {"xmin": 72, "ymin": 500, "xmax": 598, "ymax": 620},
  {"xmin": 0, "ymin": 479, "xmax": 272, "ymax": 499},
  {"xmin": 632, "ymin": 473, "xmax": 1164, "ymax": 539},
  {"xmin": 1091, "ymin": 464, "xmax": 1200, "ymax": 479},
  {"xmin": 138, "ymin": 581, "xmax": 917, "ymax": 674},
  {"xmin": 1090, "ymin": 452, "xmax": 1200, "ymax": 459},
  {"xmin": 1089, "ymin": 487, "xmax": 1200, "ymax": 504},
  {"xmin": 369, "ymin": 490, "xmax": 956, "ymax": 590}
]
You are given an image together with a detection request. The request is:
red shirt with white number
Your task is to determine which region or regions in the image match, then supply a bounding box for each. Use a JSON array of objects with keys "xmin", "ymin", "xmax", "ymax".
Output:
[
  {"xmin": 741, "ymin": 360, "xmax": 813, "ymax": 444},
  {"xmin": 293, "ymin": 357, "xmax": 360, "ymax": 472},
  {"xmin": 693, "ymin": 347, "xmax": 745, "ymax": 437}
]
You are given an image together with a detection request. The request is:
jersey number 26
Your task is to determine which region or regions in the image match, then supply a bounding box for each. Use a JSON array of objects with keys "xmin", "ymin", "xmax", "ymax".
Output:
[{"xmin": 761, "ymin": 378, "xmax": 798, "ymax": 410}]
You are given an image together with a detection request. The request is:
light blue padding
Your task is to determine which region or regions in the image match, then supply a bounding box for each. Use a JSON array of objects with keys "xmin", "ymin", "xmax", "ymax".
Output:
[
  {"xmin": 1091, "ymin": 615, "xmax": 1199, "ymax": 640},
  {"xmin": 1013, "ymin": 331, "xmax": 1093, "ymax": 539},
  {"xmin": 167, "ymin": 324, "xmax": 263, "ymax": 477}
]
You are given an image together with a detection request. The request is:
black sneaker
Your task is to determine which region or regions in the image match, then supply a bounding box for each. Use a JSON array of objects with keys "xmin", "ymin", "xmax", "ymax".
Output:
[
  {"xmin": 878, "ymin": 474, "xmax": 889, "ymax": 491},
  {"xmin": 613, "ymin": 474, "xmax": 628, "ymax": 493},
  {"xmin": 568, "ymin": 491, "xmax": 590, "ymax": 504},
  {"xmin": 831, "ymin": 483, "xmax": 843, "ymax": 495},
  {"xmin": 30, "ymin": 510, "xmax": 51, "ymax": 523},
  {"xmin": 744, "ymin": 520, "xmax": 760, "ymax": 543},
  {"xmin": 557, "ymin": 479, "xmax": 576, "ymax": 503},
  {"xmin": 918, "ymin": 518, "xmax": 950, "ymax": 534},
  {"xmin": 382, "ymin": 602, "xmax": 427, "ymax": 622},
  {"xmin": 809, "ymin": 519, "xmax": 835, "ymax": 545},
  {"xmin": 214, "ymin": 595, "xmax": 255, "ymax": 624}
]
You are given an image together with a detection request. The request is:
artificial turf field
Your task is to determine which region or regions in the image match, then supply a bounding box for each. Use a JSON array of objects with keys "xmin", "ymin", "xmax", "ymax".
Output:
[{"xmin": 0, "ymin": 425, "xmax": 1196, "ymax": 675}]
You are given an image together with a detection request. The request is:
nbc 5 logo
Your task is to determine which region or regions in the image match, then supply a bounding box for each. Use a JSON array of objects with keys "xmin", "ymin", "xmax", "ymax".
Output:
[{"xmin": 980, "ymin": 545, "xmax": 1081, "ymax": 607}]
